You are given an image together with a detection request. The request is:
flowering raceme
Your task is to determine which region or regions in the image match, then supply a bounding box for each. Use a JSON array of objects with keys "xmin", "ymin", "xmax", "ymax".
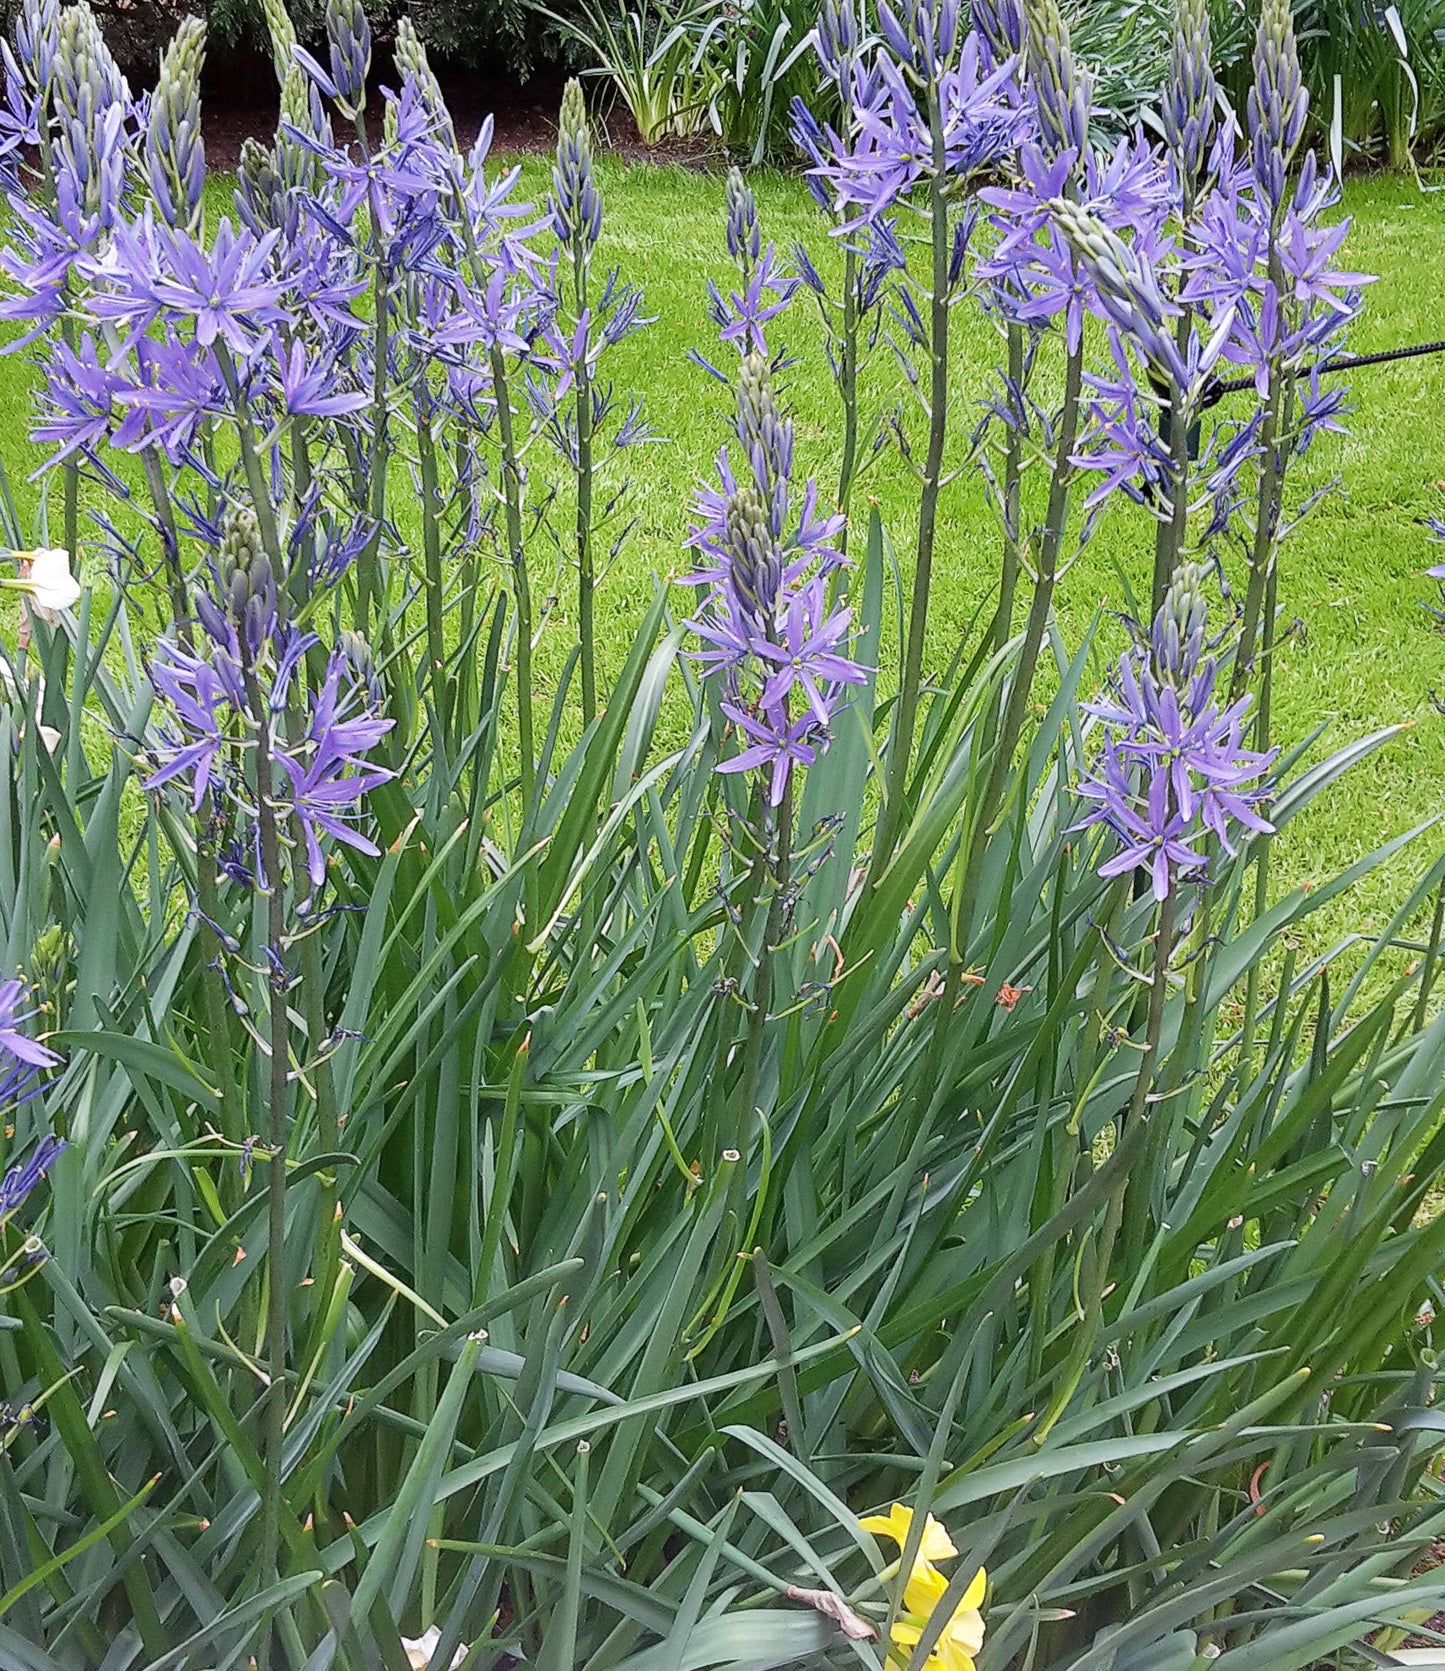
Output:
[
  {"xmin": 685, "ymin": 350, "xmax": 864, "ymax": 806},
  {"xmin": 970, "ymin": 0, "xmax": 1371, "ymax": 548},
  {"xmin": 1075, "ymin": 565, "xmax": 1276, "ymax": 900},
  {"xmin": 807, "ymin": 5, "xmax": 1029, "ymax": 229},
  {"xmin": 145, "ymin": 507, "xmax": 394, "ymax": 896}
]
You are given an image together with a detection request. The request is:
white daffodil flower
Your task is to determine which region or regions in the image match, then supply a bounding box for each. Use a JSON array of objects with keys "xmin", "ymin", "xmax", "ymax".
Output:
[
  {"xmin": 401, "ymin": 1627, "xmax": 467, "ymax": 1670},
  {"xmin": 8, "ymin": 548, "xmax": 81, "ymax": 619}
]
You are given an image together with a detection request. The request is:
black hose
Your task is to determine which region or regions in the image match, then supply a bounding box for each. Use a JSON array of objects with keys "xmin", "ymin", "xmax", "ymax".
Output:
[{"xmin": 1201, "ymin": 336, "xmax": 1445, "ymax": 409}]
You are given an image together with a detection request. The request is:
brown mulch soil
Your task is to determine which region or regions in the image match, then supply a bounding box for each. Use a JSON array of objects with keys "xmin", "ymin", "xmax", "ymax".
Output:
[{"xmin": 199, "ymin": 71, "xmax": 718, "ymax": 171}]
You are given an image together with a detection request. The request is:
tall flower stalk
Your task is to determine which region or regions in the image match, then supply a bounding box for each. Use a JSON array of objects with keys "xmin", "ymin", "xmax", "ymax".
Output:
[
  {"xmin": 807, "ymin": 0, "xmax": 1026, "ymax": 884},
  {"xmin": 553, "ymin": 80, "xmax": 602, "ymax": 726},
  {"xmin": 683, "ymin": 326, "xmax": 862, "ymax": 1163}
]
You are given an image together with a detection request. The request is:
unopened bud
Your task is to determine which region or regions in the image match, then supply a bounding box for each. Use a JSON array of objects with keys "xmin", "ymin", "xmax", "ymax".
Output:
[
  {"xmin": 972, "ymin": 0, "xmax": 1023, "ymax": 61},
  {"xmin": 551, "ymin": 79, "xmax": 601, "ymax": 253},
  {"xmin": 259, "ymin": 0, "xmax": 298, "ymax": 86},
  {"xmin": 325, "ymin": 0, "xmax": 370, "ymax": 116},
  {"xmin": 14, "ymin": 0, "xmax": 59, "ymax": 89},
  {"xmin": 1022, "ymin": 0, "xmax": 1089, "ymax": 161},
  {"xmin": 725, "ymin": 167, "xmax": 761, "ymax": 268},
  {"xmin": 236, "ymin": 138, "xmax": 283, "ymax": 235},
  {"xmin": 147, "ymin": 16, "xmax": 206, "ymax": 233},
  {"xmin": 1247, "ymin": 0, "xmax": 1307, "ymax": 207},
  {"xmin": 1163, "ymin": 0, "xmax": 1216, "ymax": 188},
  {"xmin": 724, "ymin": 484, "xmax": 781, "ymax": 633}
]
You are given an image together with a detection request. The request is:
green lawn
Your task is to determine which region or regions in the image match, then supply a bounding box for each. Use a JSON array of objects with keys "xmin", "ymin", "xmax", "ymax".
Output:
[
  {"xmin": 562, "ymin": 160, "xmax": 1445, "ymax": 950},
  {"xmin": 2, "ymin": 161, "xmax": 1442, "ymax": 945}
]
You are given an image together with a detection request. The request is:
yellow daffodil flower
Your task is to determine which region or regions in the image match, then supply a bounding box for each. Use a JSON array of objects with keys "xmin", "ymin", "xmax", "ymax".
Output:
[
  {"xmin": 859, "ymin": 1502, "xmax": 959, "ymax": 1564},
  {"xmin": 891, "ymin": 1559, "xmax": 987, "ymax": 1671}
]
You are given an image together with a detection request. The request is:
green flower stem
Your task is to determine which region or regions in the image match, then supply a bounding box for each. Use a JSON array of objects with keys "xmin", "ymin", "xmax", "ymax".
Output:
[
  {"xmin": 1151, "ymin": 316, "xmax": 1196, "ymax": 617},
  {"xmin": 1231, "ymin": 241, "xmax": 1294, "ymax": 708},
  {"xmin": 139, "ymin": 447, "xmax": 191, "ymax": 644},
  {"xmin": 868, "ymin": 83, "xmax": 952, "ymax": 888},
  {"xmin": 572, "ymin": 241, "xmax": 598, "ymax": 729},
  {"xmin": 416, "ymin": 405, "xmax": 449, "ymax": 730},
  {"xmin": 1121, "ymin": 889, "xmax": 1179, "ymax": 1255},
  {"xmin": 488, "ymin": 345, "xmax": 536, "ymax": 811},
  {"xmin": 245, "ymin": 666, "xmax": 293, "ymax": 1620},
  {"xmin": 991, "ymin": 322, "xmax": 1026, "ymax": 658},
  {"xmin": 357, "ymin": 265, "xmax": 391, "ymax": 633},
  {"xmin": 1239, "ymin": 357, "xmax": 1295, "ymax": 1056},
  {"xmin": 951, "ymin": 339, "xmax": 1085, "ymax": 962},
  {"xmin": 836, "ymin": 244, "xmax": 861, "ymax": 548},
  {"xmin": 734, "ymin": 781, "xmax": 793, "ymax": 1147},
  {"xmin": 213, "ymin": 343, "xmax": 286, "ymax": 569},
  {"xmin": 353, "ymin": 113, "xmax": 390, "ymax": 634},
  {"xmin": 31, "ymin": 126, "xmax": 80, "ymax": 578},
  {"xmin": 1035, "ymin": 890, "xmax": 1178, "ymax": 1444},
  {"xmin": 898, "ymin": 338, "xmax": 1085, "ymax": 1177},
  {"xmin": 195, "ymin": 836, "xmax": 241, "ymax": 1151}
]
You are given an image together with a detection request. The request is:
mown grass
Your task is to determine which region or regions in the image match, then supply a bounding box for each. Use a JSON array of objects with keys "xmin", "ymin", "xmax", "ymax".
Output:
[{"xmin": 1, "ymin": 160, "xmax": 1442, "ymax": 950}]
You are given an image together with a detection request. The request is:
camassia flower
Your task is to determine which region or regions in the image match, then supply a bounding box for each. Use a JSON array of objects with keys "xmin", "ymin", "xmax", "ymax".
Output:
[
  {"xmin": 145, "ymin": 508, "xmax": 395, "ymax": 892},
  {"xmin": 1075, "ymin": 564, "xmax": 1275, "ymax": 900},
  {"xmin": 860, "ymin": 1503, "xmax": 987, "ymax": 1671},
  {"xmin": 683, "ymin": 353, "xmax": 864, "ymax": 805}
]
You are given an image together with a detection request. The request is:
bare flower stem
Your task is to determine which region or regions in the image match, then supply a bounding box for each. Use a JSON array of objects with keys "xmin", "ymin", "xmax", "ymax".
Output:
[
  {"xmin": 735, "ymin": 783, "xmax": 793, "ymax": 1144},
  {"xmin": 836, "ymin": 244, "xmax": 861, "ymax": 548},
  {"xmin": 991, "ymin": 323, "xmax": 1026, "ymax": 657},
  {"xmin": 1121, "ymin": 890, "xmax": 1179, "ymax": 1253},
  {"xmin": 867, "ymin": 84, "xmax": 951, "ymax": 888},
  {"xmin": 571, "ymin": 241, "xmax": 597, "ymax": 729},
  {"xmin": 489, "ymin": 346, "xmax": 536, "ymax": 810},
  {"xmin": 417, "ymin": 406, "xmax": 449, "ymax": 730},
  {"xmin": 245, "ymin": 667, "xmax": 292, "ymax": 1630}
]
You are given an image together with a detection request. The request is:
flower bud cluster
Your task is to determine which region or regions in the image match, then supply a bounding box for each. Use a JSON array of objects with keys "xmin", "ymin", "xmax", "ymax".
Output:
[
  {"xmin": 1248, "ymin": 0, "xmax": 1307, "ymax": 208},
  {"xmin": 1022, "ymin": 0, "xmax": 1088, "ymax": 163},
  {"xmin": 725, "ymin": 166, "xmax": 761, "ymax": 269},
  {"xmin": 13, "ymin": 0, "xmax": 58, "ymax": 91},
  {"xmin": 1163, "ymin": 0, "xmax": 1216, "ymax": 189},
  {"xmin": 1075, "ymin": 568, "xmax": 1275, "ymax": 901},
  {"xmin": 147, "ymin": 15, "xmax": 206, "ymax": 233},
  {"xmin": 326, "ymin": 0, "xmax": 371, "ymax": 117},
  {"xmin": 550, "ymin": 79, "xmax": 601, "ymax": 256}
]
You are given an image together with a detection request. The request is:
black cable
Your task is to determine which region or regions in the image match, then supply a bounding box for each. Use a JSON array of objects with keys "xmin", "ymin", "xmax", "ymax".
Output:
[{"xmin": 1200, "ymin": 336, "xmax": 1445, "ymax": 409}]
